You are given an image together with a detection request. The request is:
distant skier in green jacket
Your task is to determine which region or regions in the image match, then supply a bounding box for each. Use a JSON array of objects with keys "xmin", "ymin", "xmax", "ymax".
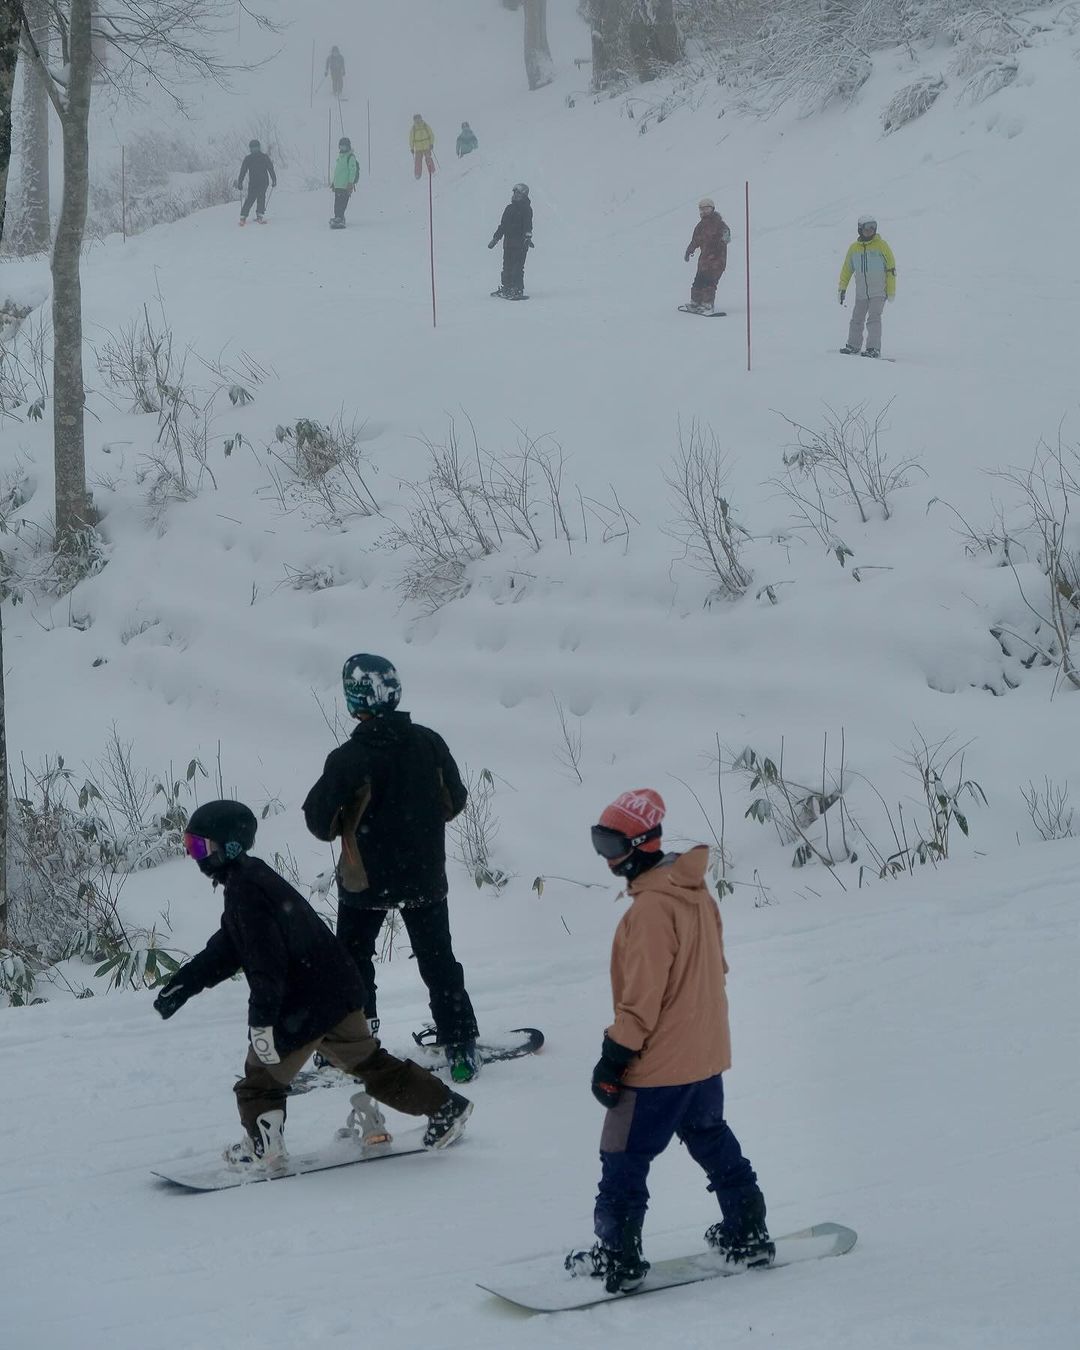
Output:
[
  {"xmin": 456, "ymin": 122, "xmax": 478, "ymax": 157},
  {"xmin": 331, "ymin": 137, "xmax": 360, "ymax": 228}
]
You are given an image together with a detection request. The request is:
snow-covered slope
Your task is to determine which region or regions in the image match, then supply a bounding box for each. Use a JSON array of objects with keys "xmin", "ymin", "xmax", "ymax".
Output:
[{"xmin": 2, "ymin": 2, "xmax": 1079, "ymax": 1346}]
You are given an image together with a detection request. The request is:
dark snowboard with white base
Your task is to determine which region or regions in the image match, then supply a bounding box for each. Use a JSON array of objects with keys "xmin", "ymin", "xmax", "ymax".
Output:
[
  {"xmin": 478, "ymin": 1222, "xmax": 857, "ymax": 1312},
  {"xmin": 287, "ymin": 1026, "xmax": 544, "ymax": 1096},
  {"xmin": 679, "ymin": 304, "xmax": 726, "ymax": 316}
]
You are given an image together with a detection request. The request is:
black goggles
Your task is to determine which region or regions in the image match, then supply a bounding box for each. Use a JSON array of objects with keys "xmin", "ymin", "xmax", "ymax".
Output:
[{"xmin": 590, "ymin": 823, "xmax": 661, "ymax": 860}]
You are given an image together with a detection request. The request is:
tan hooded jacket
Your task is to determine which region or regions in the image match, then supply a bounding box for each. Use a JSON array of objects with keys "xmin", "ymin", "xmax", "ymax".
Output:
[{"xmin": 607, "ymin": 845, "xmax": 732, "ymax": 1088}]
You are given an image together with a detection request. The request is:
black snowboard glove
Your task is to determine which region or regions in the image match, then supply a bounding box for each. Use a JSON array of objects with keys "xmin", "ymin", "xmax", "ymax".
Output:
[
  {"xmin": 487, "ymin": 238, "xmax": 498, "ymax": 249},
  {"xmin": 525, "ymin": 234, "xmax": 534, "ymax": 249},
  {"xmin": 153, "ymin": 968, "xmax": 198, "ymax": 1021},
  {"xmin": 591, "ymin": 1035, "xmax": 636, "ymax": 1109}
]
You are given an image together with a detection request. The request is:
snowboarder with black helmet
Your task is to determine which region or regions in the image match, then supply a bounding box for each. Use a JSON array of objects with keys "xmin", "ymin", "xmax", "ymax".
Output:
[
  {"xmin": 235, "ymin": 140, "xmax": 276, "ymax": 225},
  {"xmin": 565, "ymin": 789, "xmax": 773, "ymax": 1294},
  {"xmin": 331, "ymin": 136, "xmax": 360, "ymax": 228},
  {"xmin": 152, "ymin": 799, "xmax": 473, "ymax": 1168},
  {"xmin": 325, "ymin": 45, "xmax": 346, "ymax": 98},
  {"xmin": 302, "ymin": 656, "xmax": 481, "ymax": 1083},
  {"xmin": 488, "ymin": 183, "xmax": 533, "ymax": 299}
]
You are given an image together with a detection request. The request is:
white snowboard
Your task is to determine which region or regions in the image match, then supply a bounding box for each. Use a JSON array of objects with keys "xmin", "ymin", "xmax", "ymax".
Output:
[
  {"xmin": 152, "ymin": 1127, "xmax": 427, "ymax": 1192},
  {"xmin": 478, "ymin": 1221, "xmax": 857, "ymax": 1312}
]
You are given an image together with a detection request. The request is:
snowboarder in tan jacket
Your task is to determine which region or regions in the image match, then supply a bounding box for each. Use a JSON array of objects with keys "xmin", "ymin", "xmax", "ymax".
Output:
[{"xmin": 566, "ymin": 789, "xmax": 774, "ymax": 1294}]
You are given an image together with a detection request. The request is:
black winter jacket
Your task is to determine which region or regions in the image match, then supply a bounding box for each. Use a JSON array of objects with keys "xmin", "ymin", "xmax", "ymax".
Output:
[
  {"xmin": 179, "ymin": 855, "xmax": 366, "ymax": 1055},
  {"xmin": 493, "ymin": 198, "xmax": 532, "ymax": 245},
  {"xmin": 237, "ymin": 151, "xmax": 277, "ymax": 190},
  {"xmin": 302, "ymin": 711, "xmax": 467, "ymax": 909}
]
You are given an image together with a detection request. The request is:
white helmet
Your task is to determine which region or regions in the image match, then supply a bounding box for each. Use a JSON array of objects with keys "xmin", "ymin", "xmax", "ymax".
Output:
[
  {"xmin": 698, "ymin": 197, "xmax": 715, "ymax": 211},
  {"xmin": 512, "ymin": 182, "xmax": 529, "ymax": 198},
  {"xmin": 857, "ymin": 215, "xmax": 877, "ymax": 231}
]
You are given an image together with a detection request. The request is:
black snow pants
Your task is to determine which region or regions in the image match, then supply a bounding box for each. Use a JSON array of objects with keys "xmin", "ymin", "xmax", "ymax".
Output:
[
  {"xmin": 336, "ymin": 898, "xmax": 479, "ymax": 1046},
  {"xmin": 333, "ymin": 189, "xmax": 352, "ymax": 222},
  {"xmin": 501, "ymin": 239, "xmax": 528, "ymax": 292},
  {"xmin": 241, "ymin": 184, "xmax": 268, "ymax": 219}
]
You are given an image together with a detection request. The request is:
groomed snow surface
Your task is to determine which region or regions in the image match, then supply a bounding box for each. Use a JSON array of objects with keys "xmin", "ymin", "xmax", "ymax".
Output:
[{"xmin": 2, "ymin": 2, "xmax": 1079, "ymax": 1346}]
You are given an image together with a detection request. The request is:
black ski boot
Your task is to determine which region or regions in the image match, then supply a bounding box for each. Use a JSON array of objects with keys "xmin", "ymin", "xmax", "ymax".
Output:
[
  {"xmin": 423, "ymin": 1091, "xmax": 473, "ymax": 1149},
  {"xmin": 705, "ymin": 1186, "xmax": 775, "ymax": 1267},
  {"xmin": 565, "ymin": 1221, "xmax": 649, "ymax": 1294}
]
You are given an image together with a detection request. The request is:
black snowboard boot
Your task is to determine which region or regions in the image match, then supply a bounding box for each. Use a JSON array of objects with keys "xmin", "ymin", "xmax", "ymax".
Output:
[
  {"xmin": 705, "ymin": 1186, "xmax": 775, "ymax": 1267},
  {"xmin": 565, "ymin": 1221, "xmax": 649, "ymax": 1294},
  {"xmin": 839, "ymin": 343, "xmax": 859, "ymax": 354},
  {"xmin": 861, "ymin": 347, "xmax": 881, "ymax": 358},
  {"xmin": 423, "ymin": 1091, "xmax": 473, "ymax": 1149}
]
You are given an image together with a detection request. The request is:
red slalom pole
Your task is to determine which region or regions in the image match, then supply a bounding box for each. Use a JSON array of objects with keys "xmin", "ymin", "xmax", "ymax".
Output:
[
  {"xmin": 428, "ymin": 168, "xmax": 437, "ymax": 329},
  {"xmin": 745, "ymin": 180, "xmax": 752, "ymax": 372}
]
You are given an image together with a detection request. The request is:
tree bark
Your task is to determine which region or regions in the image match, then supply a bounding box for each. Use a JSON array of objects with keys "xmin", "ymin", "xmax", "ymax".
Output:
[
  {"xmin": 0, "ymin": 1, "xmax": 21, "ymax": 247},
  {"xmin": 523, "ymin": 0, "xmax": 553, "ymax": 90},
  {"xmin": 11, "ymin": 0, "xmax": 49, "ymax": 253},
  {"xmin": 0, "ymin": 602, "xmax": 6, "ymax": 950},
  {"xmin": 627, "ymin": 0, "xmax": 682, "ymax": 81},
  {"xmin": 51, "ymin": 0, "xmax": 93, "ymax": 538},
  {"xmin": 588, "ymin": 0, "xmax": 627, "ymax": 91}
]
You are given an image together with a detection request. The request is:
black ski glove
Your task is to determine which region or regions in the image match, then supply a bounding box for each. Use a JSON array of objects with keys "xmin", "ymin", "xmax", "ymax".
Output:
[
  {"xmin": 591, "ymin": 1035, "xmax": 636, "ymax": 1109},
  {"xmin": 487, "ymin": 238, "xmax": 498, "ymax": 249},
  {"xmin": 525, "ymin": 235, "xmax": 534, "ymax": 250},
  {"xmin": 153, "ymin": 968, "xmax": 197, "ymax": 1021}
]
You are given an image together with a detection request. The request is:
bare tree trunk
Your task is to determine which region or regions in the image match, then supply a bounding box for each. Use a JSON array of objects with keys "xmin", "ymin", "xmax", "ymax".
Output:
[
  {"xmin": 523, "ymin": 0, "xmax": 553, "ymax": 90},
  {"xmin": 588, "ymin": 0, "xmax": 627, "ymax": 91},
  {"xmin": 11, "ymin": 0, "xmax": 50, "ymax": 253},
  {"xmin": 627, "ymin": 0, "xmax": 682, "ymax": 81},
  {"xmin": 51, "ymin": 0, "xmax": 94, "ymax": 539},
  {"xmin": 0, "ymin": 602, "xmax": 7, "ymax": 949},
  {"xmin": 0, "ymin": 1, "xmax": 21, "ymax": 246}
]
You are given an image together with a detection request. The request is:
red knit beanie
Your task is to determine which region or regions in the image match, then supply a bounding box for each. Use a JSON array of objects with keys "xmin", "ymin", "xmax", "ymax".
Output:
[{"xmin": 597, "ymin": 789, "xmax": 665, "ymax": 851}]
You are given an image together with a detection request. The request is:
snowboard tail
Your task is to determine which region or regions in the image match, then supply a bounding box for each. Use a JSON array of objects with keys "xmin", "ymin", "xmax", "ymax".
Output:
[
  {"xmin": 288, "ymin": 1027, "xmax": 544, "ymax": 1096},
  {"xmin": 479, "ymin": 1222, "xmax": 857, "ymax": 1312},
  {"xmin": 679, "ymin": 304, "xmax": 726, "ymax": 316},
  {"xmin": 152, "ymin": 1127, "xmax": 428, "ymax": 1192}
]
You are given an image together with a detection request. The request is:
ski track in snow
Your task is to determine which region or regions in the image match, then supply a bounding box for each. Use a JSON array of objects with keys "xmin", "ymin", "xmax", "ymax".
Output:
[{"xmin": 2, "ymin": 2, "xmax": 1080, "ymax": 1346}]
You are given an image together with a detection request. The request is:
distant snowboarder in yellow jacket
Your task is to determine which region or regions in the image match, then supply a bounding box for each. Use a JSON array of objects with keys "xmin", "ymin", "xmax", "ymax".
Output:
[
  {"xmin": 410, "ymin": 114, "xmax": 435, "ymax": 179},
  {"xmin": 838, "ymin": 215, "xmax": 896, "ymax": 358}
]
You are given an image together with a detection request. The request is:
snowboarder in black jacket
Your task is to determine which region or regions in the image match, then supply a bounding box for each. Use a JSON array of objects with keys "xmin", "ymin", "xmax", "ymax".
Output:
[
  {"xmin": 488, "ymin": 182, "xmax": 533, "ymax": 299},
  {"xmin": 325, "ymin": 45, "xmax": 346, "ymax": 97},
  {"xmin": 235, "ymin": 140, "xmax": 276, "ymax": 225},
  {"xmin": 302, "ymin": 654, "xmax": 481, "ymax": 1083},
  {"xmin": 153, "ymin": 799, "xmax": 472, "ymax": 1168}
]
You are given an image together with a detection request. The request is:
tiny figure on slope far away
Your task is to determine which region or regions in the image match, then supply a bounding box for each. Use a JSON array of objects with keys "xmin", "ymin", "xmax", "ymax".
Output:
[
  {"xmin": 488, "ymin": 182, "xmax": 533, "ymax": 300},
  {"xmin": 682, "ymin": 197, "xmax": 731, "ymax": 315},
  {"xmin": 410, "ymin": 114, "xmax": 435, "ymax": 179},
  {"xmin": 456, "ymin": 121, "xmax": 479, "ymax": 157},
  {"xmin": 838, "ymin": 214, "xmax": 896, "ymax": 358},
  {"xmin": 236, "ymin": 139, "xmax": 276, "ymax": 226},
  {"xmin": 325, "ymin": 45, "xmax": 346, "ymax": 98}
]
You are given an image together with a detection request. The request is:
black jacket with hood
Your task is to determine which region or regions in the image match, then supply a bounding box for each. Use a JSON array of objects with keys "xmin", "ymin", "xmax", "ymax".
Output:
[
  {"xmin": 303, "ymin": 710, "xmax": 468, "ymax": 909},
  {"xmin": 178, "ymin": 854, "xmax": 366, "ymax": 1055}
]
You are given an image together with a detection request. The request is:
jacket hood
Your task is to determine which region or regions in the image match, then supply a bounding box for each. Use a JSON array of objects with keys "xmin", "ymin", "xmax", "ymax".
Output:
[{"xmin": 628, "ymin": 844, "xmax": 710, "ymax": 898}]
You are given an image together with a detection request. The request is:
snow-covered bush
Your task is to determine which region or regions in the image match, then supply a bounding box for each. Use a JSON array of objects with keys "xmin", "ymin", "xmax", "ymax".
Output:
[
  {"xmin": 265, "ymin": 415, "xmax": 379, "ymax": 527},
  {"xmin": 882, "ymin": 74, "xmax": 946, "ymax": 134},
  {"xmin": 664, "ymin": 420, "xmax": 752, "ymax": 600},
  {"xmin": 6, "ymin": 732, "xmax": 201, "ymax": 989},
  {"xmin": 957, "ymin": 59, "xmax": 1018, "ymax": 105},
  {"xmin": 450, "ymin": 767, "xmax": 511, "ymax": 893}
]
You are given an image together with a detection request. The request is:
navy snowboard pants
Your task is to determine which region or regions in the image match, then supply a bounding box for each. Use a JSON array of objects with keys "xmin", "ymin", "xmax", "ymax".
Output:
[
  {"xmin": 241, "ymin": 184, "xmax": 268, "ymax": 220},
  {"xmin": 336, "ymin": 897, "xmax": 479, "ymax": 1047},
  {"xmin": 594, "ymin": 1073, "xmax": 759, "ymax": 1247}
]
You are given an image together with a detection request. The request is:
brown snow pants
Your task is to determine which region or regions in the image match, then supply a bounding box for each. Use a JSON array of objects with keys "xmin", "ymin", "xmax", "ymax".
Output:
[
  {"xmin": 233, "ymin": 1010, "xmax": 449, "ymax": 1136},
  {"xmin": 690, "ymin": 267, "xmax": 724, "ymax": 307},
  {"xmin": 413, "ymin": 150, "xmax": 435, "ymax": 179}
]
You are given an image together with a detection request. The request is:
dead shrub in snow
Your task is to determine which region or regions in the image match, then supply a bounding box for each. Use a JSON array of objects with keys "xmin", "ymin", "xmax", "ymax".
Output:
[
  {"xmin": 1021, "ymin": 777, "xmax": 1074, "ymax": 842},
  {"xmin": 882, "ymin": 74, "xmax": 946, "ymax": 133},
  {"xmin": 386, "ymin": 418, "xmax": 624, "ymax": 612},
  {"xmin": 265, "ymin": 415, "xmax": 379, "ymax": 526},
  {"xmin": 777, "ymin": 401, "xmax": 921, "ymax": 536},
  {"xmin": 5, "ymin": 733, "xmax": 203, "ymax": 999},
  {"xmin": 665, "ymin": 420, "xmax": 752, "ymax": 600},
  {"xmin": 0, "ymin": 306, "xmax": 50, "ymax": 419},
  {"xmin": 449, "ymin": 767, "xmax": 512, "ymax": 893},
  {"xmin": 991, "ymin": 442, "xmax": 1080, "ymax": 694}
]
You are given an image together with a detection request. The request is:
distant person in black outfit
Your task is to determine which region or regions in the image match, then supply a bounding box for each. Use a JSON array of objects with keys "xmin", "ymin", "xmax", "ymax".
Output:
[
  {"xmin": 488, "ymin": 182, "xmax": 533, "ymax": 299},
  {"xmin": 235, "ymin": 139, "xmax": 276, "ymax": 225},
  {"xmin": 303, "ymin": 654, "xmax": 481, "ymax": 1084},
  {"xmin": 325, "ymin": 46, "xmax": 346, "ymax": 97},
  {"xmin": 152, "ymin": 799, "xmax": 473, "ymax": 1171}
]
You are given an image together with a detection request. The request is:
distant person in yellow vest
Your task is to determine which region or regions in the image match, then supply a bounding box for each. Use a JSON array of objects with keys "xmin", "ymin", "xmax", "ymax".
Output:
[
  {"xmin": 838, "ymin": 215, "xmax": 896, "ymax": 358},
  {"xmin": 410, "ymin": 114, "xmax": 435, "ymax": 180}
]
